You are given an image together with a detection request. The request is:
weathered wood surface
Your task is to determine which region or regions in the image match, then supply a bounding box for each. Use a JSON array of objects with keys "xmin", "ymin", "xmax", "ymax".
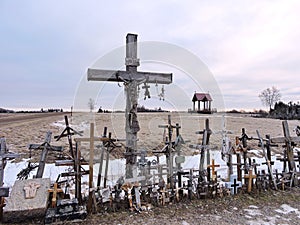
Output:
[
  {"xmin": 256, "ymin": 130, "xmax": 278, "ymax": 190},
  {"xmin": 97, "ymin": 127, "xmax": 107, "ymax": 188},
  {"xmin": 87, "ymin": 69, "xmax": 172, "ymax": 84},
  {"xmin": 244, "ymin": 169, "xmax": 257, "ymax": 193},
  {"xmin": 88, "ymin": 123, "xmax": 95, "ymax": 213},
  {"xmin": 270, "ymin": 121, "xmax": 300, "ymax": 172},
  {"xmin": 31, "ymin": 131, "xmax": 61, "ymax": 178}
]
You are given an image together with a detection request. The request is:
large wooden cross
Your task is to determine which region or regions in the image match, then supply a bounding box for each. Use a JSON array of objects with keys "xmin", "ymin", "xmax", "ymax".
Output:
[{"xmin": 87, "ymin": 33, "xmax": 173, "ymax": 178}]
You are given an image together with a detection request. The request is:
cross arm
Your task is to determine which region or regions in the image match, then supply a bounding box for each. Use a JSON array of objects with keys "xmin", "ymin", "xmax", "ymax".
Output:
[
  {"xmin": 87, "ymin": 68, "xmax": 172, "ymax": 84},
  {"xmin": 28, "ymin": 144, "xmax": 63, "ymax": 152},
  {"xmin": 271, "ymin": 136, "xmax": 300, "ymax": 143}
]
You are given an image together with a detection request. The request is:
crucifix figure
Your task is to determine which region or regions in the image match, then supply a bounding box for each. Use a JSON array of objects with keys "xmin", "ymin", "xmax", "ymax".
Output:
[{"xmin": 87, "ymin": 34, "xmax": 173, "ymax": 178}]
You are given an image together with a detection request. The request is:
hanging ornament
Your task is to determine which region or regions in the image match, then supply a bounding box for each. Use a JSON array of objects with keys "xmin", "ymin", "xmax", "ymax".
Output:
[
  {"xmin": 142, "ymin": 82, "xmax": 151, "ymax": 100},
  {"xmin": 158, "ymin": 85, "xmax": 165, "ymax": 101}
]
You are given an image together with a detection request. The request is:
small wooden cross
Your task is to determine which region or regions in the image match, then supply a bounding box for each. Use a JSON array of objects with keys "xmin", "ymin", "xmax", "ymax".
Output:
[
  {"xmin": 48, "ymin": 183, "xmax": 63, "ymax": 208},
  {"xmin": 244, "ymin": 169, "xmax": 257, "ymax": 193},
  {"xmin": 207, "ymin": 159, "xmax": 220, "ymax": 181}
]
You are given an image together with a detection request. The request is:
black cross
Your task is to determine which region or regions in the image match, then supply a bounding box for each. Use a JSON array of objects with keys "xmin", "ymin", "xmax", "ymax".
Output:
[{"xmin": 230, "ymin": 178, "xmax": 240, "ymax": 195}]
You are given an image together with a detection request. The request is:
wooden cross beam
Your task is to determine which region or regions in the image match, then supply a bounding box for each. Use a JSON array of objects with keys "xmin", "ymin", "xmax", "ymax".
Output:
[
  {"xmin": 87, "ymin": 33, "xmax": 172, "ymax": 179},
  {"xmin": 244, "ymin": 169, "xmax": 257, "ymax": 193},
  {"xmin": 29, "ymin": 131, "xmax": 63, "ymax": 178}
]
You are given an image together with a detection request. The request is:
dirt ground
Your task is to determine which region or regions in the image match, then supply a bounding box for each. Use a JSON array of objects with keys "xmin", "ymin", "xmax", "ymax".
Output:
[{"xmin": 1, "ymin": 112, "xmax": 299, "ymax": 162}]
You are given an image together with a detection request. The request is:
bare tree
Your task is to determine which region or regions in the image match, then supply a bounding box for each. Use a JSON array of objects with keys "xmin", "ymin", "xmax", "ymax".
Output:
[
  {"xmin": 88, "ymin": 98, "xmax": 95, "ymax": 112},
  {"xmin": 259, "ymin": 86, "xmax": 281, "ymax": 112}
]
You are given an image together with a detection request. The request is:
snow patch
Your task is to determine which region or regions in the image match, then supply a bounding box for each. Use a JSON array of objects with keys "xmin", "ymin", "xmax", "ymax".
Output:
[
  {"xmin": 248, "ymin": 205, "xmax": 259, "ymax": 209},
  {"xmin": 244, "ymin": 208, "xmax": 262, "ymax": 216},
  {"xmin": 275, "ymin": 204, "xmax": 300, "ymax": 218}
]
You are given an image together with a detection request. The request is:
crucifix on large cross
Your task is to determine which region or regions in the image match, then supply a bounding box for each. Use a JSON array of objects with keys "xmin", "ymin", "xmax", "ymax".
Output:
[{"xmin": 87, "ymin": 33, "xmax": 173, "ymax": 178}]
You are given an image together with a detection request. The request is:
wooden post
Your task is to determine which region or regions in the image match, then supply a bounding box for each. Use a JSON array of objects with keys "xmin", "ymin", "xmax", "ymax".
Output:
[
  {"xmin": 199, "ymin": 130, "xmax": 207, "ymax": 173},
  {"xmin": 236, "ymin": 153, "xmax": 242, "ymax": 182},
  {"xmin": 88, "ymin": 123, "xmax": 95, "ymax": 213},
  {"xmin": 97, "ymin": 127, "xmax": 107, "ymax": 188},
  {"xmin": 282, "ymin": 121, "xmax": 296, "ymax": 171},
  {"xmin": 103, "ymin": 133, "xmax": 111, "ymax": 188},
  {"xmin": 227, "ymin": 154, "xmax": 233, "ymax": 180},
  {"xmin": 75, "ymin": 141, "xmax": 82, "ymax": 204}
]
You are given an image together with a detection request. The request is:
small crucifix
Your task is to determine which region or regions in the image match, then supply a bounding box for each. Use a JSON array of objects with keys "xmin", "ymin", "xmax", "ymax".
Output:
[{"xmin": 87, "ymin": 34, "xmax": 173, "ymax": 178}]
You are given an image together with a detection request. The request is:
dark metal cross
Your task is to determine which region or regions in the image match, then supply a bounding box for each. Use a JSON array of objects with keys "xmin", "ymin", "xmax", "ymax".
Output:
[{"xmin": 87, "ymin": 33, "xmax": 173, "ymax": 178}]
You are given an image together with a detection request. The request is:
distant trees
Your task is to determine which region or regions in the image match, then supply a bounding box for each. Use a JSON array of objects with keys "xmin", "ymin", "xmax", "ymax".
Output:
[
  {"xmin": 259, "ymin": 86, "xmax": 281, "ymax": 112},
  {"xmin": 88, "ymin": 98, "xmax": 95, "ymax": 112}
]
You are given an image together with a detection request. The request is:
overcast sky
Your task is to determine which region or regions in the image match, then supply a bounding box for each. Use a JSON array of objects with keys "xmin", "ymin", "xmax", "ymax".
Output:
[{"xmin": 1, "ymin": 0, "xmax": 300, "ymax": 111}]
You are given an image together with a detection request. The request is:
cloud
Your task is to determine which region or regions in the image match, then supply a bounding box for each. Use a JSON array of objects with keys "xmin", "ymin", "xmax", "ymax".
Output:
[{"xmin": 1, "ymin": 0, "xmax": 300, "ymax": 111}]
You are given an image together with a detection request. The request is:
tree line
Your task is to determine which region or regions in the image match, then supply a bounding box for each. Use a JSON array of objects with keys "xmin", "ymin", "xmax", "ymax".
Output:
[{"xmin": 259, "ymin": 86, "xmax": 300, "ymax": 119}]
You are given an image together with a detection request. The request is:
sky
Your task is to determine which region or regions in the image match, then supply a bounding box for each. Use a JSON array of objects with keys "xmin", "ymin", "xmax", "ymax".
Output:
[{"xmin": 1, "ymin": 0, "xmax": 300, "ymax": 112}]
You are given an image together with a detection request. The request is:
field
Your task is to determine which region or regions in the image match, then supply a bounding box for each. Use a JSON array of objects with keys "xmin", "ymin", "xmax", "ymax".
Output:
[
  {"xmin": 1, "ymin": 112, "xmax": 299, "ymax": 161},
  {"xmin": 1, "ymin": 112, "xmax": 300, "ymax": 224}
]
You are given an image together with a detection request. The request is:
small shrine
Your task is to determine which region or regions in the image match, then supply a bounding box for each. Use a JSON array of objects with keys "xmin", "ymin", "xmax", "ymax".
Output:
[{"xmin": 192, "ymin": 92, "xmax": 213, "ymax": 113}]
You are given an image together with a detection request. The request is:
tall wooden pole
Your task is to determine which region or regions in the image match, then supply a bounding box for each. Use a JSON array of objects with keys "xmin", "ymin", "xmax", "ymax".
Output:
[{"xmin": 88, "ymin": 123, "xmax": 95, "ymax": 213}]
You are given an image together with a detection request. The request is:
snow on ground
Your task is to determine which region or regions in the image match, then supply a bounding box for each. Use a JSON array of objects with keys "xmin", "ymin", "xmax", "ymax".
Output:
[{"xmin": 275, "ymin": 204, "xmax": 300, "ymax": 218}]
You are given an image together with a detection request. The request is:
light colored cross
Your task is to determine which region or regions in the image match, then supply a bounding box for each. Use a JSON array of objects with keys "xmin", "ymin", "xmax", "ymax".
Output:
[
  {"xmin": 87, "ymin": 33, "xmax": 172, "ymax": 178},
  {"xmin": 207, "ymin": 159, "xmax": 220, "ymax": 181},
  {"xmin": 244, "ymin": 169, "xmax": 257, "ymax": 193}
]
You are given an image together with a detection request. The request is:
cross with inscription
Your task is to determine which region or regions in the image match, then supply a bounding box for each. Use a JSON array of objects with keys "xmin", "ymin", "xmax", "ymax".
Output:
[{"xmin": 87, "ymin": 33, "xmax": 173, "ymax": 178}]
